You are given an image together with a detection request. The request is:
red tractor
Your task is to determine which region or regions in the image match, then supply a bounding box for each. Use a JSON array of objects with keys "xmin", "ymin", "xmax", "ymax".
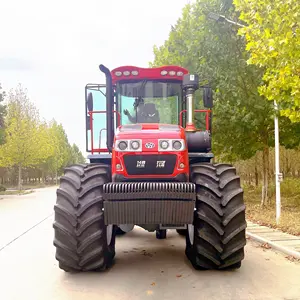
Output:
[{"xmin": 53, "ymin": 64, "xmax": 246, "ymax": 272}]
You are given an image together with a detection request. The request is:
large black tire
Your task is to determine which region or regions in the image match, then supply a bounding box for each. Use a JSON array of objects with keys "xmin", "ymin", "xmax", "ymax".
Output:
[
  {"xmin": 186, "ymin": 163, "xmax": 247, "ymax": 270},
  {"xmin": 53, "ymin": 163, "xmax": 116, "ymax": 272}
]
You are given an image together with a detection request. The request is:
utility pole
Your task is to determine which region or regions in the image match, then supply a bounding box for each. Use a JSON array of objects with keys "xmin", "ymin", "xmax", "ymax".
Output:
[
  {"xmin": 207, "ymin": 12, "xmax": 282, "ymax": 224},
  {"xmin": 274, "ymin": 100, "xmax": 282, "ymax": 224}
]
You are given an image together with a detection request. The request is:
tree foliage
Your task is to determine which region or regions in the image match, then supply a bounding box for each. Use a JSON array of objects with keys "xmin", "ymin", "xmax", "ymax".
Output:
[
  {"xmin": 0, "ymin": 83, "xmax": 6, "ymax": 145},
  {"xmin": 151, "ymin": 0, "xmax": 300, "ymax": 205},
  {"xmin": 0, "ymin": 85, "xmax": 47, "ymax": 168},
  {"xmin": 234, "ymin": 0, "xmax": 300, "ymax": 122},
  {"xmin": 0, "ymin": 84, "xmax": 85, "ymax": 189}
]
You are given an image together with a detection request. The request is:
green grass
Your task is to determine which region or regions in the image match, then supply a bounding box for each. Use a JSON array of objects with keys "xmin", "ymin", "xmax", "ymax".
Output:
[{"xmin": 244, "ymin": 178, "xmax": 300, "ymax": 236}]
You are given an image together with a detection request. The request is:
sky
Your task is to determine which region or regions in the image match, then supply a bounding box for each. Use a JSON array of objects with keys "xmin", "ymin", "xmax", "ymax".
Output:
[{"xmin": 0, "ymin": 0, "xmax": 190, "ymax": 157}]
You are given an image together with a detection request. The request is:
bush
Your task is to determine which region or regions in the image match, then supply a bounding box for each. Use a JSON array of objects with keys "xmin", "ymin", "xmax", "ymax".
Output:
[{"xmin": 0, "ymin": 185, "xmax": 6, "ymax": 192}]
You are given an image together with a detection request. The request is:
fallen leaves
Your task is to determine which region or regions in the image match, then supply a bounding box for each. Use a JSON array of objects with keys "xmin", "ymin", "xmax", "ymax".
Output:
[
  {"xmin": 146, "ymin": 290, "xmax": 153, "ymax": 295},
  {"xmin": 141, "ymin": 250, "xmax": 153, "ymax": 257},
  {"xmin": 261, "ymin": 243, "xmax": 272, "ymax": 249},
  {"xmin": 285, "ymin": 255, "xmax": 300, "ymax": 263}
]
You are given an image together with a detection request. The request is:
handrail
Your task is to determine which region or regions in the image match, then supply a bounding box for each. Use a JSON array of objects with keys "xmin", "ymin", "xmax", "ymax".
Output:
[
  {"xmin": 88, "ymin": 110, "xmax": 121, "ymax": 154},
  {"xmin": 179, "ymin": 109, "xmax": 211, "ymax": 131}
]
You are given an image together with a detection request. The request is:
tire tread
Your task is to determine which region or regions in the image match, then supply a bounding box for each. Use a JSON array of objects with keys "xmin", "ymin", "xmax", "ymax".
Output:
[{"xmin": 186, "ymin": 162, "xmax": 246, "ymax": 270}]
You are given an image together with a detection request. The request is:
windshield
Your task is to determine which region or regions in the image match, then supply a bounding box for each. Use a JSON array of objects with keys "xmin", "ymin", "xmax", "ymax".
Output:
[{"xmin": 117, "ymin": 80, "xmax": 182, "ymax": 125}]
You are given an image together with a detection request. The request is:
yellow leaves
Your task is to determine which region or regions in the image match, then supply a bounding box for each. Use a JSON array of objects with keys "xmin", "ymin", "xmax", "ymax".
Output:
[
  {"xmin": 234, "ymin": 0, "xmax": 300, "ymax": 121},
  {"xmin": 264, "ymin": 28, "xmax": 271, "ymax": 39}
]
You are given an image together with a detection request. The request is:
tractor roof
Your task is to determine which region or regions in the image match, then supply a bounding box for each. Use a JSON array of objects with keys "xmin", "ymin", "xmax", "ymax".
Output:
[{"xmin": 111, "ymin": 65, "xmax": 188, "ymax": 84}]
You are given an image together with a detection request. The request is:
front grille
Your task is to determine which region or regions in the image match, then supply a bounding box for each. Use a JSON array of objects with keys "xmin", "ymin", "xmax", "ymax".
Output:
[
  {"xmin": 123, "ymin": 154, "xmax": 177, "ymax": 175},
  {"xmin": 103, "ymin": 182, "xmax": 196, "ymax": 200}
]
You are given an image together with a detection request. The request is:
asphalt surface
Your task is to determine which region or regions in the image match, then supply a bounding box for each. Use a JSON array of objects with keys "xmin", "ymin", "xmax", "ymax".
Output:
[{"xmin": 0, "ymin": 187, "xmax": 300, "ymax": 300}]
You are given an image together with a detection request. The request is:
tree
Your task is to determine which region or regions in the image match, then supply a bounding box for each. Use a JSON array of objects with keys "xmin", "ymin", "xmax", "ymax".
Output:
[
  {"xmin": 45, "ymin": 120, "xmax": 72, "ymax": 184},
  {"xmin": 234, "ymin": 0, "xmax": 300, "ymax": 122},
  {"xmin": 0, "ymin": 84, "xmax": 52, "ymax": 190},
  {"xmin": 151, "ymin": 0, "xmax": 300, "ymax": 205},
  {"xmin": 0, "ymin": 83, "xmax": 6, "ymax": 145},
  {"xmin": 0, "ymin": 83, "xmax": 86, "ymax": 188},
  {"xmin": 68, "ymin": 143, "xmax": 86, "ymax": 165}
]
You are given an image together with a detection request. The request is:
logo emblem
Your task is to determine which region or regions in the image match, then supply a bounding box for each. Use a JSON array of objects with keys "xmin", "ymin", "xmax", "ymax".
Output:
[
  {"xmin": 156, "ymin": 161, "xmax": 166, "ymax": 168},
  {"xmin": 136, "ymin": 161, "xmax": 146, "ymax": 168},
  {"xmin": 145, "ymin": 142, "xmax": 155, "ymax": 149}
]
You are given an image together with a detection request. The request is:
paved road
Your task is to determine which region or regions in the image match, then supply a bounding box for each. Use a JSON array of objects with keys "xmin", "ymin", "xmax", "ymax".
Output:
[{"xmin": 0, "ymin": 187, "xmax": 300, "ymax": 300}]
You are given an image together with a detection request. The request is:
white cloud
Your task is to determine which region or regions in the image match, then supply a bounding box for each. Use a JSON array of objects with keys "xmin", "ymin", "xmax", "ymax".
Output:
[{"xmin": 0, "ymin": 0, "xmax": 188, "ymax": 156}]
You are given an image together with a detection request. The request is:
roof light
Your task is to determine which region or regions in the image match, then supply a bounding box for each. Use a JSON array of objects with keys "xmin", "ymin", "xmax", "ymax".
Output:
[
  {"xmin": 115, "ymin": 71, "xmax": 122, "ymax": 76},
  {"xmin": 123, "ymin": 71, "xmax": 130, "ymax": 76},
  {"xmin": 131, "ymin": 70, "xmax": 139, "ymax": 76},
  {"xmin": 177, "ymin": 71, "xmax": 184, "ymax": 76},
  {"xmin": 169, "ymin": 71, "xmax": 176, "ymax": 76},
  {"xmin": 161, "ymin": 70, "xmax": 168, "ymax": 75}
]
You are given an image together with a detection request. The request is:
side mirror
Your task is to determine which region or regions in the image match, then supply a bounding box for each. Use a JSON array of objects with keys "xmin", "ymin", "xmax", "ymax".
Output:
[
  {"xmin": 203, "ymin": 87, "xmax": 213, "ymax": 108},
  {"xmin": 87, "ymin": 92, "xmax": 94, "ymax": 112}
]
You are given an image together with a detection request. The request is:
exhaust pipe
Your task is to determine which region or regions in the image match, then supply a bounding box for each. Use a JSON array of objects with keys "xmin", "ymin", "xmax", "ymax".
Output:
[
  {"xmin": 183, "ymin": 74, "xmax": 199, "ymax": 132},
  {"xmin": 99, "ymin": 64, "xmax": 114, "ymax": 152}
]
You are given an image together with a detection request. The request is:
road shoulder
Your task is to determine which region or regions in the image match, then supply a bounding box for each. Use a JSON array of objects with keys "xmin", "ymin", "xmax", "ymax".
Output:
[{"xmin": 246, "ymin": 220, "xmax": 300, "ymax": 260}]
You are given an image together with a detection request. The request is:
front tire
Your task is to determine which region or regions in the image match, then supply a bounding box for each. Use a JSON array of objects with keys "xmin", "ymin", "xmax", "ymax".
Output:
[
  {"xmin": 53, "ymin": 164, "xmax": 116, "ymax": 272},
  {"xmin": 186, "ymin": 163, "xmax": 246, "ymax": 270}
]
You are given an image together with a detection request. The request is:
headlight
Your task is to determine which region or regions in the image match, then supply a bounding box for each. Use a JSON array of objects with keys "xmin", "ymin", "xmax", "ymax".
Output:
[
  {"xmin": 158, "ymin": 139, "xmax": 185, "ymax": 151},
  {"xmin": 160, "ymin": 140, "xmax": 169, "ymax": 150},
  {"xmin": 173, "ymin": 140, "xmax": 182, "ymax": 150},
  {"xmin": 130, "ymin": 140, "xmax": 140, "ymax": 150},
  {"xmin": 116, "ymin": 139, "xmax": 142, "ymax": 152},
  {"xmin": 118, "ymin": 141, "xmax": 128, "ymax": 151}
]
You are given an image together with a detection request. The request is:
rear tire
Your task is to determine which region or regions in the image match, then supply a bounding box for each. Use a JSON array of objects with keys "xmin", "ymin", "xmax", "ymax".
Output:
[
  {"xmin": 186, "ymin": 163, "xmax": 246, "ymax": 270},
  {"xmin": 53, "ymin": 163, "xmax": 116, "ymax": 272}
]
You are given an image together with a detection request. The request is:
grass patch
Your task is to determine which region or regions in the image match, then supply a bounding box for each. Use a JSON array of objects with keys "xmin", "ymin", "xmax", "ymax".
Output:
[{"xmin": 244, "ymin": 178, "xmax": 300, "ymax": 236}]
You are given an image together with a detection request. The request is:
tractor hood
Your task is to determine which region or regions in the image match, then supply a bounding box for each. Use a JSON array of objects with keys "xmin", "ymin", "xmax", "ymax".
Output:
[{"xmin": 115, "ymin": 123, "xmax": 185, "ymax": 140}]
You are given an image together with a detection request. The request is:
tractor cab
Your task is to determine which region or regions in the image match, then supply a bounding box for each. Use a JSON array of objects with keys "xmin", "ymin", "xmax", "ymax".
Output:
[{"xmin": 85, "ymin": 65, "xmax": 213, "ymax": 160}]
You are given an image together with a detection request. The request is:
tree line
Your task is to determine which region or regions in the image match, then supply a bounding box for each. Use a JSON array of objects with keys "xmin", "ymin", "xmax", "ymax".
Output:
[
  {"xmin": 150, "ymin": 0, "xmax": 300, "ymax": 206},
  {"xmin": 0, "ymin": 83, "xmax": 85, "ymax": 190}
]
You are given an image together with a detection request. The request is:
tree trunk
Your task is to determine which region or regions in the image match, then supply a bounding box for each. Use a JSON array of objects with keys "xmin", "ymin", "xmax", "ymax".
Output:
[
  {"xmin": 41, "ymin": 170, "xmax": 45, "ymax": 184},
  {"xmin": 255, "ymin": 155, "xmax": 259, "ymax": 186},
  {"xmin": 261, "ymin": 146, "xmax": 269, "ymax": 206},
  {"xmin": 18, "ymin": 163, "xmax": 22, "ymax": 191}
]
